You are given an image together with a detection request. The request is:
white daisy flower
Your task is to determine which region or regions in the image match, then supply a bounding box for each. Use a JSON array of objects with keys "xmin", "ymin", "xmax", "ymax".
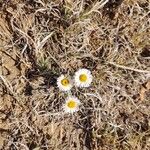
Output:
[
  {"xmin": 57, "ymin": 75, "xmax": 72, "ymax": 91},
  {"xmin": 64, "ymin": 96, "xmax": 80, "ymax": 113},
  {"xmin": 74, "ymin": 68, "xmax": 93, "ymax": 87}
]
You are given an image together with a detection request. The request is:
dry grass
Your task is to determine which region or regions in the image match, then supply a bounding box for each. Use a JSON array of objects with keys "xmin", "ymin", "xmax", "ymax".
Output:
[{"xmin": 0, "ymin": 0, "xmax": 150, "ymax": 149}]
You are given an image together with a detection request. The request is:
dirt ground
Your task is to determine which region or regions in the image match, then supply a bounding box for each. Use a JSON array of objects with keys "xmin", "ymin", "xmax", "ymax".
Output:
[{"xmin": 0, "ymin": 0, "xmax": 150, "ymax": 150}]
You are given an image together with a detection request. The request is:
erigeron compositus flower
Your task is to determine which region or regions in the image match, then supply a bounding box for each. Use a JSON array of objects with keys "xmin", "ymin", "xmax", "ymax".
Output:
[
  {"xmin": 64, "ymin": 96, "xmax": 80, "ymax": 113},
  {"xmin": 57, "ymin": 75, "xmax": 72, "ymax": 91},
  {"xmin": 74, "ymin": 68, "xmax": 93, "ymax": 87}
]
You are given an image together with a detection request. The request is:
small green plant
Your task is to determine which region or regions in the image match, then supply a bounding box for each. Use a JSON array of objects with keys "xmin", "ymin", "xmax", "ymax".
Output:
[{"xmin": 37, "ymin": 57, "xmax": 49, "ymax": 72}]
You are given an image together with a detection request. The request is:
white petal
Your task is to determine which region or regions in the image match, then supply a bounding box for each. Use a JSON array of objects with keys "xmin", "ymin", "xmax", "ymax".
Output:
[
  {"xmin": 74, "ymin": 69, "xmax": 93, "ymax": 88},
  {"xmin": 64, "ymin": 96, "xmax": 80, "ymax": 113},
  {"xmin": 57, "ymin": 75, "xmax": 72, "ymax": 91}
]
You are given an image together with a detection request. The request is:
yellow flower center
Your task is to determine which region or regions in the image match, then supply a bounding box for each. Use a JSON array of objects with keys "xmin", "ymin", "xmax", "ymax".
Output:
[
  {"xmin": 61, "ymin": 78, "xmax": 70, "ymax": 86},
  {"xmin": 67, "ymin": 100, "xmax": 77, "ymax": 109},
  {"xmin": 79, "ymin": 74, "xmax": 87, "ymax": 82}
]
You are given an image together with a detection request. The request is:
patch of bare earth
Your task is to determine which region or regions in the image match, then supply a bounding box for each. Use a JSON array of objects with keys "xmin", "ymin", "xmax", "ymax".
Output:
[{"xmin": 0, "ymin": 0, "xmax": 150, "ymax": 150}]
